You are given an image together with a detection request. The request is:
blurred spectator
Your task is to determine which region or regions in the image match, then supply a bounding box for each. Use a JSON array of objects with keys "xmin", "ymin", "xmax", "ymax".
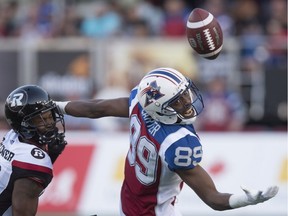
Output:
[
  {"xmin": 267, "ymin": 0, "xmax": 287, "ymax": 27},
  {"xmin": 133, "ymin": 1, "xmax": 164, "ymax": 36},
  {"xmin": 80, "ymin": 1, "xmax": 122, "ymax": 38},
  {"xmin": 161, "ymin": 0, "xmax": 189, "ymax": 37},
  {"xmin": 0, "ymin": 1, "xmax": 18, "ymax": 37},
  {"xmin": 121, "ymin": 4, "xmax": 152, "ymax": 37},
  {"xmin": 19, "ymin": 0, "xmax": 60, "ymax": 39},
  {"xmin": 203, "ymin": 0, "xmax": 235, "ymax": 37},
  {"xmin": 264, "ymin": 18, "xmax": 287, "ymax": 68},
  {"xmin": 53, "ymin": 5, "xmax": 82, "ymax": 37},
  {"xmin": 196, "ymin": 76, "xmax": 247, "ymax": 131},
  {"xmin": 264, "ymin": 0, "xmax": 287, "ymax": 69},
  {"xmin": 120, "ymin": 1, "xmax": 164, "ymax": 37},
  {"xmin": 232, "ymin": 0, "xmax": 261, "ymax": 36},
  {"xmin": 230, "ymin": 0, "xmax": 266, "ymax": 60},
  {"xmin": 18, "ymin": 1, "xmax": 53, "ymax": 39},
  {"xmin": 36, "ymin": 0, "xmax": 54, "ymax": 36},
  {"xmin": 240, "ymin": 21, "xmax": 265, "ymax": 59}
]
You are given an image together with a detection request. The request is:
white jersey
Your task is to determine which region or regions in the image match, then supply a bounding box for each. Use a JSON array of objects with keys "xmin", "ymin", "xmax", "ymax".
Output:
[
  {"xmin": 120, "ymin": 88, "xmax": 203, "ymax": 216},
  {"xmin": 0, "ymin": 130, "xmax": 53, "ymax": 216}
]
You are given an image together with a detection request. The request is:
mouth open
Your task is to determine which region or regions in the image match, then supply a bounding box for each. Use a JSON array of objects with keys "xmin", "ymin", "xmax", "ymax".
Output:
[{"xmin": 183, "ymin": 108, "xmax": 194, "ymax": 117}]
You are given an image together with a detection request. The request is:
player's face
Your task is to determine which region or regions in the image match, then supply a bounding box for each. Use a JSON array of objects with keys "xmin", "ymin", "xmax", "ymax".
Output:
[
  {"xmin": 169, "ymin": 90, "xmax": 195, "ymax": 118},
  {"xmin": 30, "ymin": 111, "xmax": 56, "ymax": 134}
]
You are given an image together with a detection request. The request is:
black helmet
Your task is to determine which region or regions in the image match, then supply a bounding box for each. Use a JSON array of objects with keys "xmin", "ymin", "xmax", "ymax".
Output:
[{"xmin": 5, "ymin": 85, "xmax": 65, "ymax": 145}]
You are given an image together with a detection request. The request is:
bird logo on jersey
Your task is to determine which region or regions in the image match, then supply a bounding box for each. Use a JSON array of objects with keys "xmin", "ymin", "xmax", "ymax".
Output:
[{"xmin": 141, "ymin": 81, "xmax": 165, "ymax": 107}]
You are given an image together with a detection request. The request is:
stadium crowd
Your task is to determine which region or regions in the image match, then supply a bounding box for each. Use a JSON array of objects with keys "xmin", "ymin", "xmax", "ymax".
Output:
[
  {"xmin": 0, "ymin": 0, "xmax": 286, "ymax": 39},
  {"xmin": 0, "ymin": 0, "xmax": 286, "ymax": 131}
]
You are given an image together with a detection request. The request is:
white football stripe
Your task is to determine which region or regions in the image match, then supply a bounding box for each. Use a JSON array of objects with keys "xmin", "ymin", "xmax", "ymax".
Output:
[
  {"xmin": 200, "ymin": 45, "xmax": 223, "ymax": 57},
  {"xmin": 187, "ymin": 12, "xmax": 214, "ymax": 29}
]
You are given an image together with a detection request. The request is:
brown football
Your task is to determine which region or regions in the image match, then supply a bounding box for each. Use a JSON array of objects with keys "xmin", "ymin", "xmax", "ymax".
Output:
[{"xmin": 186, "ymin": 8, "xmax": 223, "ymax": 60}]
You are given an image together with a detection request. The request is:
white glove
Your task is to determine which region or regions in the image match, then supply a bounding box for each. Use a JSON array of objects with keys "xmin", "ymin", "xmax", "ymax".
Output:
[{"xmin": 229, "ymin": 185, "xmax": 279, "ymax": 208}]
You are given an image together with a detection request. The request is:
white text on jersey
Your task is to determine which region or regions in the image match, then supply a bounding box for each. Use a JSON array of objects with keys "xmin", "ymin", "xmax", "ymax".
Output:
[{"xmin": 0, "ymin": 143, "xmax": 15, "ymax": 162}]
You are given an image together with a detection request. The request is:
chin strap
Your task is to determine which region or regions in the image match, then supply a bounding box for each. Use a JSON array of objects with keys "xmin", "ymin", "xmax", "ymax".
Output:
[
  {"xmin": 179, "ymin": 116, "xmax": 197, "ymax": 125},
  {"xmin": 48, "ymin": 133, "xmax": 67, "ymax": 164}
]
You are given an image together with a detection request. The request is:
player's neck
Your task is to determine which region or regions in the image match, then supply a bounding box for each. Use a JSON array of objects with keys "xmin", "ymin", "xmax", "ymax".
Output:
[{"xmin": 19, "ymin": 136, "xmax": 45, "ymax": 150}]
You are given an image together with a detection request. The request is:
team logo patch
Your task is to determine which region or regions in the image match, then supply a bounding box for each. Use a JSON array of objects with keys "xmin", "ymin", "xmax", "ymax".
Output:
[
  {"xmin": 142, "ymin": 81, "xmax": 164, "ymax": 107},
  {"xmin": 31, "ymin": 148, "xmax": 45, "ymax": 159},
  {"xmin": 8, "ymin": 90, "xmax": 27, "ymax": 111}
]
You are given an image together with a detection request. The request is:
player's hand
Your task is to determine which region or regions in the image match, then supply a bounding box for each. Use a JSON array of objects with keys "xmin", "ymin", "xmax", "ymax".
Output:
[
  {"xmin": 241, "ymin": 185, "xmax": 279, "ymax": 204},
  {"xmin": 229, "ymin": 185, "xmax": 279, "ymax": 208}
]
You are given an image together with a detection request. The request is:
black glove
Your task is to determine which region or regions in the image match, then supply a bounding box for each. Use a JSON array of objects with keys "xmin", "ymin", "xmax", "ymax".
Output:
[{"xmin": 48, "ymin": 133, "xmax": 67, "ymax": 163}]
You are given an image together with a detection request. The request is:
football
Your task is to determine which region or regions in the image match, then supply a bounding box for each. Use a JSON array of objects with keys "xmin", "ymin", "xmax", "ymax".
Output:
[{"xmin": 186, "ymin": 8, "xmax": 223, "ymax": 60}]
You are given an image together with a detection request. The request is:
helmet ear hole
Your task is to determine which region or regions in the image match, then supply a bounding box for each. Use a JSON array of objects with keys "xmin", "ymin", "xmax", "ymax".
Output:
[{"xmin": 156, "ymin": 112, "xmax": 164, "ymax": 116}]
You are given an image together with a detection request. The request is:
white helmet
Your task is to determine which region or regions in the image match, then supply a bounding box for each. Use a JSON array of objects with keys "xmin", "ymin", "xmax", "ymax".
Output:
[{"xmin": 137, "ymin": 67, "xmax": 204, "ymax": 124}]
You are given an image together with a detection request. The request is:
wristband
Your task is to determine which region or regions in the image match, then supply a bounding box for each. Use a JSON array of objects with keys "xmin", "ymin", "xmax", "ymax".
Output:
[
  {"xmin": 229, "ymin": 194, "xmax": 249, "ymax": 208},
  {"xmin": 55, "ymin": 101, "xmax": 70, "ymax": 114}
]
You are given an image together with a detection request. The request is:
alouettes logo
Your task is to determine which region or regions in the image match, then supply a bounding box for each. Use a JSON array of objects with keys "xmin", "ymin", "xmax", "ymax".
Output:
[{"xmin": 141, "ymin": 81, "xmax": 165, "ymax": 107}]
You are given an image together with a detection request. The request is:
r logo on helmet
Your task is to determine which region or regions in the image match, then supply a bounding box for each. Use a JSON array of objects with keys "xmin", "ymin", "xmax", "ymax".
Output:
[{"xmin": 10, "ymin": 93, "xmax": 24, "ymax": 107}]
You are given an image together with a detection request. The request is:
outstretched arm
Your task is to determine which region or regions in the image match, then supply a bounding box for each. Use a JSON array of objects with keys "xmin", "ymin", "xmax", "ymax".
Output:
[
  {"xmin": 56, "ymin": 97, "xmax": 129, "ymax": 118},
  {"xmin": 176, "ymin": 165, "xmax": 232, "ymax": 210},
  {"xmin": 176, "ymin": 165, "xmax": 278, "ymax": 211}
]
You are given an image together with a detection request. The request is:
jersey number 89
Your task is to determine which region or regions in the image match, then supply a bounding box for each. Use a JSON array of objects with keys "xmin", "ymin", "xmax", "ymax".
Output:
[
  {"xmin": 127, "ymin": 115, "xmax": 202, "ymax": 186},
  {"xmin": 128, "ymin": 115, "xmax": 158, "ymax": 186}
]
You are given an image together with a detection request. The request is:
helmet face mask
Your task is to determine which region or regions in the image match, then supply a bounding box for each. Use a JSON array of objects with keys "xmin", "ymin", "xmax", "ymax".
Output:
[
  {"xmin": 137, "ymin": 68, "xmax": 204, "ymax": 124},
  {"xmin": 22, "ymin": 104, "xmax": 65, "ymax": 145},
  {"xmin": 5, "ymin": 85, "xmax": 65, "ymax": 146}
]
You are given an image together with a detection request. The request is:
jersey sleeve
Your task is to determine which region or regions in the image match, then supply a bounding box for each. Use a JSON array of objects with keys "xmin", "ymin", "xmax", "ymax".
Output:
[
  {"xmin": 12, "ymin": 147, "xmax": 53, "ymax": 188},
  {"xmin": 129, "ymin": 86, "xmax": 139, "ymax": 116},
  {"xmin": 11, "ymin": 163, "xmax": 53, "ymax": 188},
  {"xmin": 164, "ymin": 135, "xmax": 203, "ymax": 171}
]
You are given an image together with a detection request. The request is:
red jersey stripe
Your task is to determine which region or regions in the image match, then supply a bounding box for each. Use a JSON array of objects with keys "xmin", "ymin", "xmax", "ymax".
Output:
[{"xmin": 12, "ymin": 160, "xmax": 52, "ymax": 175}]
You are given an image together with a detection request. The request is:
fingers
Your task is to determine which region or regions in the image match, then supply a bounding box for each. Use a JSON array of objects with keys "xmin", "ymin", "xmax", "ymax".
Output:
[
  {"xmin": 229, "ymin": 185, "xmax": 279, "ymax": 208},
  {"xmin": 240, "ymin": 185, "xmax": 250, "ymax": 194},
  {"xmin": 263, "ymin": 186, "xmax": 279, "ymax": 198},
  {"xmin": 241, "ymin": 185, "xmax": 279, "ymax": 202},
  {"xmin": 241, "ymin": 186, "xmax": 260, "ymax": 197},
  {"xmin": 255, "ymin": 191, "xmax": 263, "ymax": 200}
]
